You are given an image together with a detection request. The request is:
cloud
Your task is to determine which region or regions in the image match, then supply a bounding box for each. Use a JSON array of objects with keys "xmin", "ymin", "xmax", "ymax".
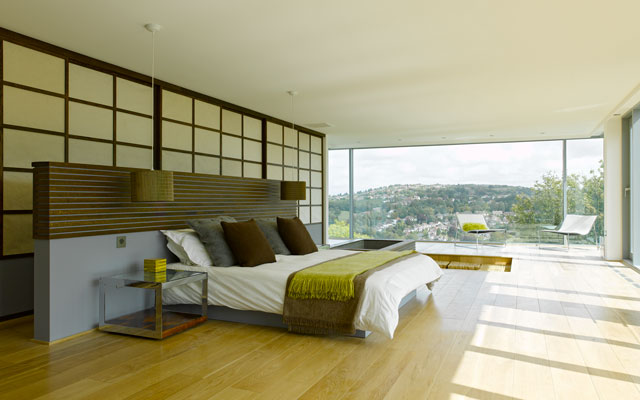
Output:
[{"xmin": 328, "ymin": 139, "xmax": 602, "ymax": 194}]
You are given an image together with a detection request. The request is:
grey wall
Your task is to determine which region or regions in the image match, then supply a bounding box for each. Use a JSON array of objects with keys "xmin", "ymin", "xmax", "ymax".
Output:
[
  {"xmin": 306, "ymin": 223, "xmax": 323, "ymax": 244},
  {"xmin": 0, "ymin": 256, "xmax": 33, "ymax": 318},
  {"xmin": 34, "ymin": 231, "xmax": 174, "ymax": 342}
]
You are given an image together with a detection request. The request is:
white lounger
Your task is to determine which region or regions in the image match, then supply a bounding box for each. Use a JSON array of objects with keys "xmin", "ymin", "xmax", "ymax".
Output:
[{"xmin": 538, "ymin": 214, "xmax": 597, "ymax": 249}]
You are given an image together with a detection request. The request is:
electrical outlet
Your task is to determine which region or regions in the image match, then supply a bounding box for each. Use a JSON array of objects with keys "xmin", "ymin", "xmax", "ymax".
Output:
[{"xmin": 116, "ymin": 236, "xmax": 126, "ymax": 248}]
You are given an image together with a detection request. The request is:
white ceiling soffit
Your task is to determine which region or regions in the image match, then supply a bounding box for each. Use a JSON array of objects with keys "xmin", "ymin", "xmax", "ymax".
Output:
[{"xmin": 1, "ymin": 0, "xmax": 639, "ymax": 149}]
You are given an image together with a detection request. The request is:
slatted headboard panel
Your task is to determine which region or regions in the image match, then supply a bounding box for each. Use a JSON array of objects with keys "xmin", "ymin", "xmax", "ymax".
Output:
[{"xmin": 32, "ymin": 162, "xmax": 297, "ymax": 239}]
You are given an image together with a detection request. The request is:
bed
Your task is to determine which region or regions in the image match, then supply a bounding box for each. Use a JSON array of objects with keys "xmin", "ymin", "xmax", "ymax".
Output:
[{"xmin": 163, "ymin": 249, "xmax": 443, "ymax": 339}]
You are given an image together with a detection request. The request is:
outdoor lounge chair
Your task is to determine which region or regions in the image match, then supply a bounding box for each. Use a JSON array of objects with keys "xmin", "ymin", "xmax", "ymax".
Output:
[
  {"xmin": 455, "ymin": 213, "xmax": 506, "ymax": 250},
  {"xmin": 538, "ymin": 214, "xmax": 597, "ymax": 250}
]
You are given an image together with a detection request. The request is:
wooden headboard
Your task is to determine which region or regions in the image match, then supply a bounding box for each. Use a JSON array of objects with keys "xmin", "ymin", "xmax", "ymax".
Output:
[{"xmin": 32, "ymin": 162, "xmax": 297, "ymax": 239}]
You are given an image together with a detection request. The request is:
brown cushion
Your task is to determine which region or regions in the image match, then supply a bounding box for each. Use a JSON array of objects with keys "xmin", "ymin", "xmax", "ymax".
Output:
[
  {"xmin": 277, "ymin": 217, "xmax": 318, "ymax": 255},
  {"xmin": 221, "ymin": 219, "xmax": 276, "ymax": 267}
]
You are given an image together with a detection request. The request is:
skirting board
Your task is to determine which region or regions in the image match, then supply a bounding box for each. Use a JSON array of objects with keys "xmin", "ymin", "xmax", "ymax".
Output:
[{"xmin": 165, "ymin": 289, "xmax": 418, "ymax": 339}]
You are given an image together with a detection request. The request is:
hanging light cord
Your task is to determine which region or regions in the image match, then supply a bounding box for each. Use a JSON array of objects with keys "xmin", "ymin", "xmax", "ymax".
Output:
[
  {"xmin": 290, "ymin": 93, "xmax": 295, "ymax": 131},
  {"xmin": 151, "ymin": 29, "xmax": 156, "ymax": 138}
]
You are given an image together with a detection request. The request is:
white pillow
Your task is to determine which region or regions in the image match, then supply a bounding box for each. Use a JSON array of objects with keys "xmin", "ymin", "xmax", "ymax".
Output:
[
  {"xmin": 166, "ymin": 239, "xmax": 191, "ymax": 265},
  {"xmin": 161, "ymin": 229, "xmax": 214, "ymax": 266}
]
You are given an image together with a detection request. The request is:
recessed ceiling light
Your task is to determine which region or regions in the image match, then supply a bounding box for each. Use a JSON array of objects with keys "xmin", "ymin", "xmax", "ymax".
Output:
[
  {"xmin": 540, "ymin": 132, "xmax": 545, "ymax": 135},
  {"xmin": 305, "ymin": 122, "xmax": 333, "ymax": 128},
  {"xmin": 614, "ymin": 113, "xmax": 621, "ymax": 116},
  {"xmin": 441, "ymin": 136, "xmax": 446, "ymax": 139},
  {"xmin": 489, "ymin": 134, "xmax": 494, "ymax": 137},
  {"xmin": 144, "ymin": 23, "xmax": 162, "ymax": 33}
]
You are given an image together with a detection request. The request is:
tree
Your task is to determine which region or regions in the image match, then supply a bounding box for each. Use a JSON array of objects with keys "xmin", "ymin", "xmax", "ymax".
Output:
[
  {"xmin": 510, "ymin": 161, "xmax": 604, "ymax": 240},
  {"xmin": 328, "ymin": 220, "xmax": 372, "ymax": 239}
]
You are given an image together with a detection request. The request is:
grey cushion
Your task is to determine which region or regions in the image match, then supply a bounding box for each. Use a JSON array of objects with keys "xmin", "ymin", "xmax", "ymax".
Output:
[
  {"xmin": 187, "ymin": 216, "xmax": 237, "ymax": 267},
  {"xmin": 255, "ymin": 218, "xmax": 291, "ymax": 255}
]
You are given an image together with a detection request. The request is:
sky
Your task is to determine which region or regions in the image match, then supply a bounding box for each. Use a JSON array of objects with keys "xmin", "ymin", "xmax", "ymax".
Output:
[{"xmin": 328, "ymin": 139, "xmax": 603, "ymax": 194}]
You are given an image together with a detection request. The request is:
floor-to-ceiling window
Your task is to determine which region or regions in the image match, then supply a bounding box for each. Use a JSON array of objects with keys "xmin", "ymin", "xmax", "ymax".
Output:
[
  {"xmin": 328, "ymin": 149, "xmax": 350, "ymax": 240},
  {"xmin": 565, "ymin": 139, "xmax": 604, "ymax": 245},
  {"xmin": 329, "ymin": 138, "xmax": 604, "ymax": 245}
]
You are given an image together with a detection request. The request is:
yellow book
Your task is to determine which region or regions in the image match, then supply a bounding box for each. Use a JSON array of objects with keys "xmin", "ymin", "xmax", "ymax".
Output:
[
  {"xmin": 144, "ymin": 264, "xmax": 166, "ymax": 270},
  {"xmin": 144, "ymin": 258, "xmax": 167, "ymax": 271},
  {"xmin": 144, "ymin": 266, "xmax": 167, "ymax": 273},
  {"xmin": 144, "ymin": 258, "xmax": 167, "ymax": 272},
  {"xmin": 144, "ymin": 258, "xmax": 166, "ymax": 266},
  {"xmin": 144, "ymin": 271, "xmax": 166, "ymax": 282}
]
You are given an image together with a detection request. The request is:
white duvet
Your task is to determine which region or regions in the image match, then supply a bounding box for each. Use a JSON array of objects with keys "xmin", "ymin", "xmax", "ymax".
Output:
[{"xmin": 163, "ymin": 249, "xmax": 443, "ymax": 338}]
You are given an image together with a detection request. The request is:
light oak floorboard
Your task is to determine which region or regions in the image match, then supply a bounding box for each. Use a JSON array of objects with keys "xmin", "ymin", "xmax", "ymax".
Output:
[{"xmin": 1, "ymin": 245, "xmax": 639, "ymax": 399}]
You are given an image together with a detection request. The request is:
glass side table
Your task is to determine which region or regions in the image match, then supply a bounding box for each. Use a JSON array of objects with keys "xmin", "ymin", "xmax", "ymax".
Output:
[{"xmin": 99, "ymin": 269, "xmax": 207, "ymax": 339}]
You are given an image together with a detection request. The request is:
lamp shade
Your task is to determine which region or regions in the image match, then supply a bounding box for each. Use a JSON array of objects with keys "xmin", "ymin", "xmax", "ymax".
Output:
[
  {"xmin": 280, "ymin": 181, "xmax": 306, "ymax": 200},
  {"xmin": 130, "ymin": 170, "xmax": 174, "ymax": 202}
]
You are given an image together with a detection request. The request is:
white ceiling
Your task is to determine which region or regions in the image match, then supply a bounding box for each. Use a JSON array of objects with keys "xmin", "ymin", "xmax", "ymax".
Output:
[{"xmin": 1, "ymin": 0, "xmax": 639, "ymax": 149}]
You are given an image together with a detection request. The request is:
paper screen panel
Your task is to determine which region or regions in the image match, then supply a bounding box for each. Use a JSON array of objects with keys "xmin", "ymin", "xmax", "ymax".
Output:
[
  {"xmin": 116, "ymin": 78, "xmax": 151, "ymax": 114},
  {"xmin": 266, "ymin": 122, "xmax": 283, "ymax": 144},
  {"xmin": 3, "ymin": 85, "xmax": 65, "ymax": 132},
  {"xmin": 116, "ymin": 145, "xmax": 152, "ymax": 169},
  {"xmin": 311, "ymin": 206, "xmax": 322, "ymax": 223},
  {"xmin": 195, "ymin": 128, "xmax": 220, "ymax": 155},
  {"xmin": 68, "ymin": 139, "xmax": 113, "ymax": 166},
  {"xmin": 3, "ymin": 42, "xmax": 64, "ymax": 94},
  {"xmin": 222, "ymin": 110, "xmax": 242, "ymax": 135},
  {"xmin": 267, "ymin": 165, "xmax": 283, "ymax": 180},
  {"xmin": 222, "ymin": 159, "xmax": 242, "ymax": 177},
  {"xmin": 299, "ymin": 150, "xmax": 310, "ymax": 169},
  {"xmin": 267, "ymin": 144, "xmax": 282, "ymax": 164},
  {"xmin": 116, "ymin": 112, "xmax": 152, "ymax": 146},
  {"xmin": 298, "ymin": 170, "xmax": 310, "ymax": 186},
  {"xmin": 243, "ymin": 116, "xmax": 261, "ymax": 140},
  {"xmin": 311, "ymin": 189, "xmax": 322, "ymax": 205},
  {"xmin": 69, "ymin": 102, "xmax": 113, "ymax": 140},
  {"xmin": 300, "ymin": 188, "xmax": 310, "ymax": 206},
  {"xmin": 284, "ymin": 147, "xmax": 297, "ymax": 167},
  {"xmin": 162, "ymin": 150, "xmax": 192, "ymax": 172},
  {"xmin": 311, "ymin": 136, "xmax": 322, "ymax": 153},
  {"xmin": 299, "ymin": 206, "xmax": 311, "ymax": 224},
  {"xmin": 311, "ymin": 154, "xmax": 322, "ymax": 170},
  {"xmin": 298, "ymin": 132, "xmax": 310, "ymax": 151},
  {"xmin": 195, "ymin": 100, "xmax": 220, "ymax": 130},
  {"xmin": 222, "ymin": 134, "xmax": 242, "ymax": 159},
  {"xmin": 69, "ymin": 63, "xmax": 113, "ymax": 105},
  {"xmin": 311, "ymin": 171, "xmax": 322, "ymax": 187},
  {"xmin": 195, "ymin": 155, "xmax": 220, "ymax": 175},
  {"xmin": 3, "ymin": 129, "xmax": 65, "ymax": 168},
  {"xmin": 3, "ymin": 172, "xmax": 32, "ymax": 210},
  {"xmin": 162, "ymin": 120, "xmax": 192, "ymax": 151},
  {"xmin": 284, "ymin": 167, "xmax": 297, "ymax": 181},
  {"xmin": 3, "ymin": 214, "xmax": 33, "ymax": 256},
  {"xmin": 284, "ymin": 127, "xmax": 297, "ymax": 147},
  {"xmin": 243, "ymin": 139, "xmax": 261, "ymax": 162},
  {"xmin": 243, "ymin": 162, "xmax": 261, "ymax": 179},
  {"xmin": 162, "ymin": 90, "xmax": 192, "ymax": 123}
]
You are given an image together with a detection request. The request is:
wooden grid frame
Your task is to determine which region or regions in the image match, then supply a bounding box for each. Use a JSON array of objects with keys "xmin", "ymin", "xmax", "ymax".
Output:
[
  {"xmin": 264, "ymin": 122, "xmax": 325, "ymax": 226},
  {"xmin": 0, "ymin": 26, "xmax": 326, "ymax": 257},
  {"xmin": 159, "ymin": 89, "xmax": 264, "ymax": 178}
]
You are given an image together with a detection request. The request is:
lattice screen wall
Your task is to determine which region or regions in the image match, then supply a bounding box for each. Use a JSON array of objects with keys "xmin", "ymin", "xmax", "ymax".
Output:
[
  {"xmin": 265, "ymin": 122, "xmax": 324, "ymax": 224},
  {"xmin": 0, "ymin": 37, "xmax": 325, "ymax": 256},
  {"xmin": 160, "ymin": 89, "xmax": 264, "ymax": 179},
  {"xmin": 1, "ymin": 41, "xmax": 156, "ymax": 256}
]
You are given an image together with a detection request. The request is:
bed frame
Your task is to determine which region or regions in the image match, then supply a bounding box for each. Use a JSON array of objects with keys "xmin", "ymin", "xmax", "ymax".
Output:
[{"xmin": 166, "ymin": 288, "xmax": 418, "ymax": 338}]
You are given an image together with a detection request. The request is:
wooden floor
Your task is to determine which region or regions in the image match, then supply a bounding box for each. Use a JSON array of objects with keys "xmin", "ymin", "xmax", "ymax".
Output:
[{"xmin": 1, "ymin": 246, "xmax": 640, "ymax": 399}]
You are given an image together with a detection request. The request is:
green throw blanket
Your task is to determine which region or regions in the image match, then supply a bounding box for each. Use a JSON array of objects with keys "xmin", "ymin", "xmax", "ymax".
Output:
[
  {"xmin": 287, "ymin": 250, "xmax": 416, "ymax": 302},
  {"xmin": 462, "ymin": 222, "xmax": 488, "ymax": 232}
]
